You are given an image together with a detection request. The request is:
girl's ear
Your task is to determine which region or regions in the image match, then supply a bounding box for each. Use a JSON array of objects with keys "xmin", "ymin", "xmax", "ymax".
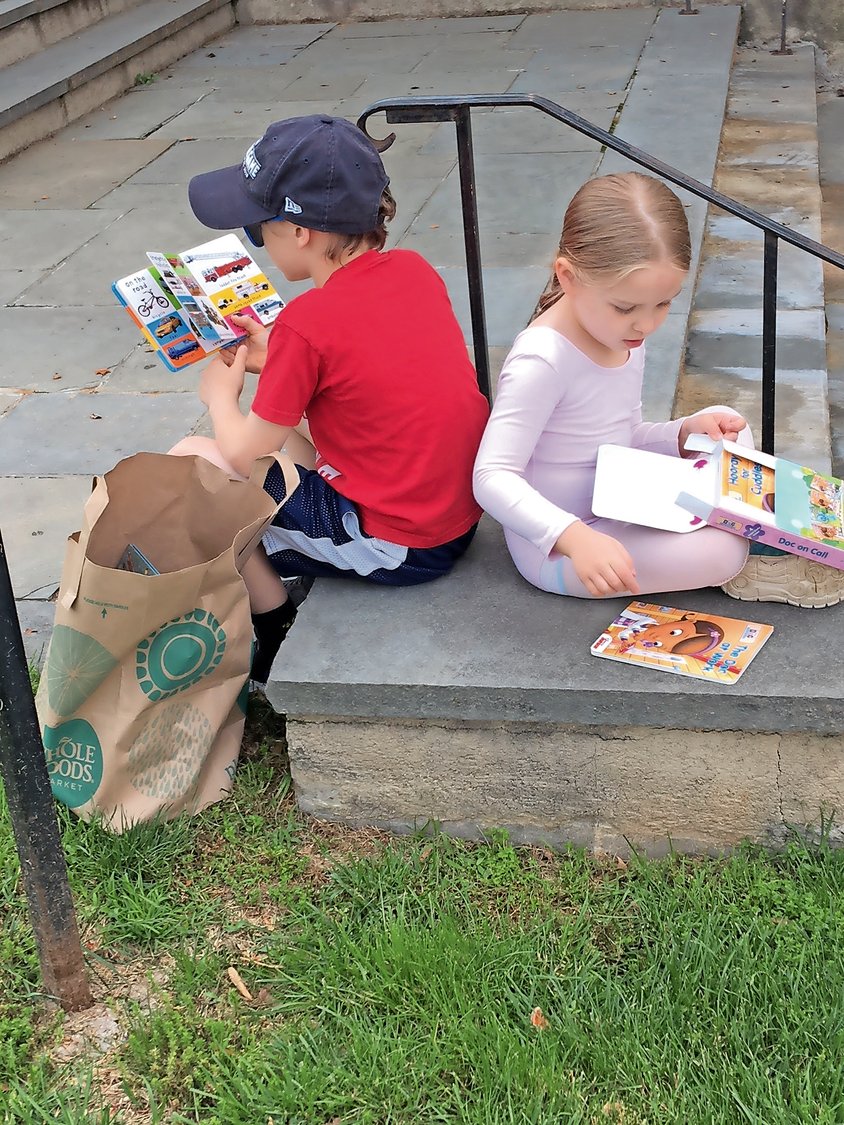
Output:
[{"xmin": 554, "ymin": 256, "xmax": 578, "ymax": 291}]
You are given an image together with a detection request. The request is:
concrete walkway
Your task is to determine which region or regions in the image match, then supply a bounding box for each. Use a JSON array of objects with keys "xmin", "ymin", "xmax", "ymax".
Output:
[{"xmin": 1, "ymin": 5, "xmax": 748, "ymax": 652}]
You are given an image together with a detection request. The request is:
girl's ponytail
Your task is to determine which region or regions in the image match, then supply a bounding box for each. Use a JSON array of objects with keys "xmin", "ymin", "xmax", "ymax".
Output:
[{"xmin": 532, "ymin": 271, "xmax": 563, "ymax": 319}]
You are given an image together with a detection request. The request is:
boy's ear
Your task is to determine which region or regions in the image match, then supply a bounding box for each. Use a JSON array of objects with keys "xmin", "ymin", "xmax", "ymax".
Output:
[{"xmin": 294, "ymin": 226, "xmax": 311, "ymax": 247}]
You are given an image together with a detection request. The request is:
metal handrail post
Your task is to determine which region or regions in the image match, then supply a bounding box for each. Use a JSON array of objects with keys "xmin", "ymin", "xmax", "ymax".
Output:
[
  {"xmin": 761, "ymin": 233, "xmax": 779, "ymax": 454},
  {"xmin": 0, "ymin": 528, "xmax": 92, "ymax": 1011},
  {"xmin": 453, "ymin": 106, "xmax": 491, "ymax": 401}
]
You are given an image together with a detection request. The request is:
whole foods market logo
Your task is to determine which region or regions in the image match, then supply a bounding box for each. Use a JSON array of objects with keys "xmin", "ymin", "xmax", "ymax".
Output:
[{"xmin": 43, "ymin": 718, "xmax": 103, "ymax": 808}]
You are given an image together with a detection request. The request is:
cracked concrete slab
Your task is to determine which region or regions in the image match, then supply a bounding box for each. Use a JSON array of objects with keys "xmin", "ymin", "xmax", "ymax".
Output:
[
  {"xmin": 0, "ymin": 208, "xmax": 123, "ymax": 270},
  {"xmin": 0, "ymin": 307, "xmax": 136, "ymax": 391},
  {"xmin": 151, "ymin": 94, "xmax": 349, "ymax": 140},
  {"xmin": 66, "ymin": 83, "xmax": 220, "ymax": 140},
  {"xmin": 123, "ymin": 137, "xmax": 259, "ymax": 183},
  {"xmin": 0, "ymin": 475, "xmax": 94, "ymax": 599},
  {"xmin": 24, "ymin": 205, "xmax": 213, "ymax": 307},
  {"xmin": 0, "ymin": 268, "xmax": 47, "ymax": 303},
  {"xmin": 0, "ymin": 390, "xmax": 207, "ymax": 475},
  {"xmin": 0, "ymin": 138, "xmax": 176, "ymax": 208},
  {"xmin": 0, "ymin": 392, "xmax": 23, "ymax": 416},
  {"xmin": 332, "ymin": 15, "xmax": 525, "ymax": 37}
]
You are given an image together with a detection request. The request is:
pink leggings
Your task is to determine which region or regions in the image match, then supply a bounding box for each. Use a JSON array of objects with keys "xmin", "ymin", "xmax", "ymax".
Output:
[{"xmin": 515, "ymin": 408, "xmax": 752, "ymax": 599}]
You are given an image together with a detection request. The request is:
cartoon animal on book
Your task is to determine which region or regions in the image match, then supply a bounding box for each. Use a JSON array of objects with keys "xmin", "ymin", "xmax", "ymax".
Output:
[{"xmin": 618, "ymin": 611, "xmax": 725, "ymax": 658}]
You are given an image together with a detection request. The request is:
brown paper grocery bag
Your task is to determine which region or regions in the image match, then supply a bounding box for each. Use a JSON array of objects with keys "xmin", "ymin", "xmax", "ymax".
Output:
[{"xmin": 34, "ymin": 451, "xmax": 298, "ymax": 832}]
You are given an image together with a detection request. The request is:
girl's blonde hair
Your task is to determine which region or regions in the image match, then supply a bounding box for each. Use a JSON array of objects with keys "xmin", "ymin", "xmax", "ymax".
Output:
[{"xmin": 533, "ymin": 172, "xmax": 691, "ymax": 318}]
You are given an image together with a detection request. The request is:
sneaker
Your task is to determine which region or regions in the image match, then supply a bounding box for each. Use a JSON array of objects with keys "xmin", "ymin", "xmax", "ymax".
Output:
[
  {"xmin": 722, "ymin": 554, "xmax": 844, "ymax": 608},
  {"xmin": 282, "ymin": 575, "xmax": 315, "ymax": 609}
]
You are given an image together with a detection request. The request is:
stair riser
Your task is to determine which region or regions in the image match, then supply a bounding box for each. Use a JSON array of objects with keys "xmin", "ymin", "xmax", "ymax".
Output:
[
  {"xmin": 0, "ymin": 3, "xmax": 234, "ymax": 162},
  {"xmin": 0, "ymin": 0, "xmax": 141, "ymax": 68}
]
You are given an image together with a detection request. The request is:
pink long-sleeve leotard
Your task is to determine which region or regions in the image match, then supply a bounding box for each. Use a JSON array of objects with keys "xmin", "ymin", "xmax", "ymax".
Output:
[{"xmin": 472, "ymin": 326, "xmax": 750, "ymax": 597}]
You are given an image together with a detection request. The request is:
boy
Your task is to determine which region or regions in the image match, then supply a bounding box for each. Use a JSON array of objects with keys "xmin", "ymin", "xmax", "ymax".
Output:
[{"xmin": 172, "ymin": 115, "xmax": 489, "ymax": 684}]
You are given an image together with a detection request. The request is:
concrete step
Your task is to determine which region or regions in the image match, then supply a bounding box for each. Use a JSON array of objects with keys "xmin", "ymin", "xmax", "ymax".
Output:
[
  {"xmin": 0, "ymin": 0, "xmax": 234, "ymax": 162},
  {"xmin": 676, "ymin": 45, "xmax": 831, "ymax": 472},
  {"xmin": 0, "ymin": 0, "xmax": 140, "ymax": 68}
]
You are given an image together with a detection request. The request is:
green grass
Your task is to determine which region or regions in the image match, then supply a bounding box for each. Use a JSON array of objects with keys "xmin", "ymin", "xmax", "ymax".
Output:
[{"xmin": 2, "ymin": 703, "xmax": 844, "ymax": 1123}]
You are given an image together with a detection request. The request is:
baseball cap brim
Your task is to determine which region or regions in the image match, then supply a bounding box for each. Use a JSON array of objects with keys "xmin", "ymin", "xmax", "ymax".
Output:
[{"xmin": 188, "ymin": 164, "xmax": 278, "ymax": 230}]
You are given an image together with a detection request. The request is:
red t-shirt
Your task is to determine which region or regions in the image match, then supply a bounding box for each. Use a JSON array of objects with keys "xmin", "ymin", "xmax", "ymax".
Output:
[{"xmin": 251, "ymin": 249, "xmax": 489, "ymax": 549}]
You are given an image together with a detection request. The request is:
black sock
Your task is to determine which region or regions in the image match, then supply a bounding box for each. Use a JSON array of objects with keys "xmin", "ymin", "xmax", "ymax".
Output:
[{"xmin": 250, "ymin": 599, "xmax": 298, "ymax": 685}]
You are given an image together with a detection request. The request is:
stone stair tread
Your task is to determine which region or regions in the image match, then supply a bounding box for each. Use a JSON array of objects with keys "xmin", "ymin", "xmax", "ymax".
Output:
[
  {"xmin": 0, "ymin": 0, "xmax": 226, "ymax": 125},
  {"xmin": 0, "ymin": 0, "xmax": 65, "ymax": 32},
  {"xmin": 265, "ymin": 521, "xmax": 844, "ymax": 733}
]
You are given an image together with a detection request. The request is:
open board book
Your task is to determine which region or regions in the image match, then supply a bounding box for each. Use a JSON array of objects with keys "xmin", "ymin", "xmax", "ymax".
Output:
[
  {"xmin": 591, "ymin": 601, "xmax": 773, "ymax": 684},
  {"xmin": 592, "ymin": 437, "xmax": 844, "ymax": 570},
  {"xmin": 113, "ymin": 234, "xmax": 285, "ymax": 372}
]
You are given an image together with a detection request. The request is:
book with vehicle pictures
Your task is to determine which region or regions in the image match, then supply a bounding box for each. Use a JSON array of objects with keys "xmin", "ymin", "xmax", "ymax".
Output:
[{"xmin": 112, "ymin": 234, "xmax": 285, "ymax": 372}]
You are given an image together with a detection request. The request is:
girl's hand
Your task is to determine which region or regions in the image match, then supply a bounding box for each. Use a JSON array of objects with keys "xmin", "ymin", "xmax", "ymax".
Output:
[
  {"xmin": 679, "ymin": 411, "xmax": 745, "ymax": 455},
  {"xmin": 218, "ymin": 314, "xmax": 269, "ymax": 374},
  {"xmin": 199, "ymin": 346, "xmax": 246, "ymax": 407},
  {"xmin": 554, "ymin": 521, "xmax": 640, "ymax": 597}
]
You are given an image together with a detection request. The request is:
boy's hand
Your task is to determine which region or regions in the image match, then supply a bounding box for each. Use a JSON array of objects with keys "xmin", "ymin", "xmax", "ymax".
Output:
[
  {"xmin": 554, "ymin": 521, "xmax": 640, "ymax": 597},
  {"xmin": 200, "ymin": 346, "xmax": 246, "ymax": 407},
  {"xmin": 678, "ymin": 411, "xmax": 745, "ymax": 455},
  {"xmin": 218, "ymin": 314, "xmax": 269, "ymax": 374}
]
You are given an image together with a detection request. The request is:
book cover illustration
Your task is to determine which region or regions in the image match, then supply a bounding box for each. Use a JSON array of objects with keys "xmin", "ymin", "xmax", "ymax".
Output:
[
  {"xmin": 593, "ymin": 439, "xmax": 844, "ymax": 571},
  {"xmin": 720, "ymin": 451, "xmax": 844, "ymax": 552},
  {"xmin": 113, "ymin": 235, "xmax": 284, "ymax": 372},
  {"xmin": 591, "ymin": 601, "xmax": 773, "ymax": 684}
]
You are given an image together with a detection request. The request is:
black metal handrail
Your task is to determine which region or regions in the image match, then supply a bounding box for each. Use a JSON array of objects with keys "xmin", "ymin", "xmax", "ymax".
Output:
[{"xmin": 358, "ymin": 92, "xmax": 844, "ymax": 455}]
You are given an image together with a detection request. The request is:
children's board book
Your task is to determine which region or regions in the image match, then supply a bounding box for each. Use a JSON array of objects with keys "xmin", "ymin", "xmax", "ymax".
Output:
[
  {"xmin": 592, "ymin": 437, "xmax": 844, "ymax": 571},
  {"xmin": 591, "ymin": 601, "xmax": 773, "ymax": 684},
  {"xmin": 113, "ymin": 234, "xmax": 285, "ymax": 372},
  {"xmin": 116, "ymin": 544, "xmax": 158, "ymax": 576}
]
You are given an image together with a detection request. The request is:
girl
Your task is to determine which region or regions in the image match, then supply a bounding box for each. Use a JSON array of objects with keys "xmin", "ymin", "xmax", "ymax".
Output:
[{"xmin": 473, "ymin": 172, "xmax": 843, "ymax": 607}]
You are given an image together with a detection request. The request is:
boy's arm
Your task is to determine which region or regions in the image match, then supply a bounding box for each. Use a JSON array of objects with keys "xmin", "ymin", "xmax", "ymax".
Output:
[{"xmin": 200, "ymin": 345, "xmax": 292, "ymax": 477}]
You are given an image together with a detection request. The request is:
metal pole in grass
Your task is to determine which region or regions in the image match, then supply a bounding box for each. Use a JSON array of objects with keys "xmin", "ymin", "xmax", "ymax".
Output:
[{"xmin": 0, "ymin": 527, "xmax": 92, "ymax": 1011}]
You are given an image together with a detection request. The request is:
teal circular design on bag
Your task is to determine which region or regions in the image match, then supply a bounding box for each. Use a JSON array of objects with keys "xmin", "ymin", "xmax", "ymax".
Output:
[
  {"xmin": 136, "ymin": 609, "xmax": 226, "ymax": 701},
  {"xmin": 43, "ymin": 718, "xmax": 103, "ymax": 808}
]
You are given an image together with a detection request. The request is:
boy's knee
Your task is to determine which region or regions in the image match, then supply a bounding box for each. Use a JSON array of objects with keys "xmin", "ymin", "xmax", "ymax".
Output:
[{"xmin": 168, "ymin": 436, "xmax": 215, "ymax": 457}]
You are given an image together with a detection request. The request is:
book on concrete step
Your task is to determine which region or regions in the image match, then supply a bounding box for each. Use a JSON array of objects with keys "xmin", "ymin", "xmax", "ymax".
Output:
[
  {"xmin": 112, "ymin": 234, "xmax": 284, "ymax": 372},
  {"xmin": 591, "ymin": 601, "xmax": 773, "ymax": 684},
  {"xmin": 591, "ymin": 437, "xmax": 844, "ymax": 571}
]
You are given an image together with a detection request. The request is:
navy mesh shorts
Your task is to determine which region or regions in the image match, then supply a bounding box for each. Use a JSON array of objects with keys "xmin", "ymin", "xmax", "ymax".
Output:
[{"xmin": 261, "ymin": 462, "xmax": 477, "ymax": 586}]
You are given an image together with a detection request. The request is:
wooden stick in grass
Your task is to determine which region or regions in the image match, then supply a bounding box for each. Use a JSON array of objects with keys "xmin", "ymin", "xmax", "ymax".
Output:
[{"xmin": 227, "ymin": 966, "xmax": 254, "ymax": 1002}]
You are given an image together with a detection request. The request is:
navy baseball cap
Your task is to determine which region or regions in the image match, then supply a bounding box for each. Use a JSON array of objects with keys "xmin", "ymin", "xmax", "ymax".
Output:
[{"xmin": 188, "ymin": 115, "xmax": 389, "ymax": 238}]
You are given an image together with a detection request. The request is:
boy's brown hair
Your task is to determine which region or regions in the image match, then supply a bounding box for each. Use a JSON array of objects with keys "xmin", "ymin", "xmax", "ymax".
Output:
[{"xmin": 325, "ymin": 187, "xmax": 397, "ymax": 261}]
